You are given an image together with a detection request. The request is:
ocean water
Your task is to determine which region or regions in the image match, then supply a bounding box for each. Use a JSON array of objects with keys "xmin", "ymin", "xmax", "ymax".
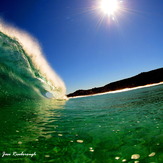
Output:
[
  {"xmin": 0, "ymin": 84, "xmax": 163, "ymax": 163},
  {"xmin": 0, "ymin": 21, "xmax": 66, "ymax": 102},
  {"xmin": 0, "ymin": 21, "xmax": 163, "ymax": 163}
]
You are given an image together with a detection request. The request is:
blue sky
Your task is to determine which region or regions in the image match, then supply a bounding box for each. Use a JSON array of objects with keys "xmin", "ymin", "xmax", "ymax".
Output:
[{"xmin": 0, "ymin": 0, "xmax": 163, "ymax": 93}]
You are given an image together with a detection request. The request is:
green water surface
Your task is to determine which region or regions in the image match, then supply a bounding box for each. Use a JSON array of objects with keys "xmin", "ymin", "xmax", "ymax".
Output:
[{"xmin": 0, "ymin": 84, "xmax": 163, "ymax": 163}]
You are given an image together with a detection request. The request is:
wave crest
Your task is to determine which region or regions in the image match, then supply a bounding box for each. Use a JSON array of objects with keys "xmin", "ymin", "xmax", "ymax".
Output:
[{"xmin": 0, "ymin": 19, "xmax": 66, "ymax": 100}]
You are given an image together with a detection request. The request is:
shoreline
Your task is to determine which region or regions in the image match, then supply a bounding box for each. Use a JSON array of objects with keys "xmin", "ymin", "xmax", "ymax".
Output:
[{"xmin": 68, "ymin": 82, "xmax": 163, "ymax": 99}]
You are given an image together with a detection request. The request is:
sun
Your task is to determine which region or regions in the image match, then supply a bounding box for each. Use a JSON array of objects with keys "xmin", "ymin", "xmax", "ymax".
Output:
[{"xmin": 100, "ymin": 0, "xmax": 119, "ymax": 16}]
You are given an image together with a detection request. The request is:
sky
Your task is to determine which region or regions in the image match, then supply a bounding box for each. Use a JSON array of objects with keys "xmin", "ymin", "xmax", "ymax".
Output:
[{"xmin": 0, "ymin": 0, "xmax": 163, "ymax": 93}]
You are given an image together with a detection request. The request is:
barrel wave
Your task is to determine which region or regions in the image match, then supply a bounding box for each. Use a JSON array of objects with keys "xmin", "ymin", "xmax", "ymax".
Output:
[{"xmin": 0, "ymin": 20, "xmax": 66, "ymax": 102}]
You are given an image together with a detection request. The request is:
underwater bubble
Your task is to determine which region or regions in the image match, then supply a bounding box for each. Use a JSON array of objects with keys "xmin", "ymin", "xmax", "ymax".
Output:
[
  {"xmin": 18, "ymin": 141, "xmax": 22, "ymax": 145},
  {"xmin": 77, "ymin": 140, "xmax": 83, "ymax": 143},
  {"xmin": 131, "ymin": 154, "xmax": 140, "ymax": 159},
  {"xmin": 149, "ymin": 152, "xmax": 156, "ymax": 157},
  {"xmin": 115, "ymin": 156, "xmax": 120, "ymax": 160},
  {"xmin": 89, "ymin": 147, "xmax": 94, "ymax": 152}
]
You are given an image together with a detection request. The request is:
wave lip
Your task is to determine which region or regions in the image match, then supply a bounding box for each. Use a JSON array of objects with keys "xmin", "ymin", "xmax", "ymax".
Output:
[{"xmin": 0, "ymin": 20, "xmax": 66, "ymax": 100}]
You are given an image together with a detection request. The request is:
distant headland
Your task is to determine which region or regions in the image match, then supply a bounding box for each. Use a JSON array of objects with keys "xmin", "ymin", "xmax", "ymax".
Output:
[{"xmin": 67, "ymin": 68, "xmax": 163, "ymax": 97}]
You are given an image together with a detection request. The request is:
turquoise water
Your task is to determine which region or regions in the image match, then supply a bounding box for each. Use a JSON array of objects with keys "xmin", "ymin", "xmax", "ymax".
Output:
[
  {"xmin": 0, "ymin": 27, "xmax": 66, "ymax": 101},
  {"xmin": 0, "ymin": 84, "xmax": 163, "ymax": 163}
]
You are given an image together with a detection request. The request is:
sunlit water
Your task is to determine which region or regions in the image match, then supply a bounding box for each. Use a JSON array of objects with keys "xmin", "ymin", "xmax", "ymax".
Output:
[{"xmin": 0, "ymin": 84, "xmax": 163, "ymax": 163}]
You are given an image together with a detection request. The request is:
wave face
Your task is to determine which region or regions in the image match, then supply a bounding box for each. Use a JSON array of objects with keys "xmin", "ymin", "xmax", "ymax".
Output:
[{"xmin": 0, "ymin": 20, "xmax": 66, "ymax": 101}]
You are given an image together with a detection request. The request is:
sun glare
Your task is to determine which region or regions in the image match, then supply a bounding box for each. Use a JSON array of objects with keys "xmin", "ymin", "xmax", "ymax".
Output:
[{"xmin": 100, "ymin": 0, "xmax": 119, "ymax": 16}]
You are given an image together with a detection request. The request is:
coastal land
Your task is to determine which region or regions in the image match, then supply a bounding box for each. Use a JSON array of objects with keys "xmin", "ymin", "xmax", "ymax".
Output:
[{"xmin": 67, "ymin": 68, "xmax": 163, "ymax": 98}]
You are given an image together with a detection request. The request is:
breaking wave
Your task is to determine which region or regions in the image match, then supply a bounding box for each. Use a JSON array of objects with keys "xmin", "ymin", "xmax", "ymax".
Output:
[{"xmin": 0, "ymin": 20, "xmax": 66, "ymax": 102}]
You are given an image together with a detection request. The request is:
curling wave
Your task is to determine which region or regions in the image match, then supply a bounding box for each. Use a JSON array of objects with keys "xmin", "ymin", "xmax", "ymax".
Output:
[{"xmin": 0, "ymin": 20, "xmax": 66, "ymax": 102}]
